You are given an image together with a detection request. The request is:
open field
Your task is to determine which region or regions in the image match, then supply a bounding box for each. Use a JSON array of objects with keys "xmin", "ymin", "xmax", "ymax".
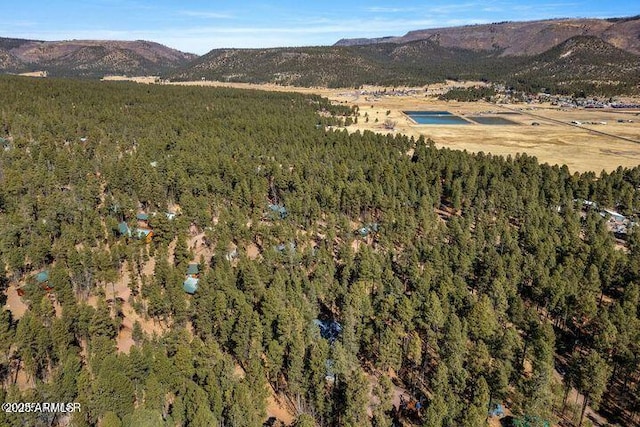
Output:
[
  {"xmin": 351, "ymin": 98, "xmax": 640, "ymax": 173},
  {"xmin": 165, "ymin": 80, "xmax": 640, "ymax": 173}
]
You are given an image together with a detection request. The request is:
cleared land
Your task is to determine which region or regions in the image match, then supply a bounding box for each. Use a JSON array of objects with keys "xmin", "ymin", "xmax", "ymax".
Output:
[
  {"xmin": 167, "ymin": 80, "xmax": 640, "ymax": 173},
  {"xmin": 341, "ymin": 93, "xmax": 640, "ymax": 173}
]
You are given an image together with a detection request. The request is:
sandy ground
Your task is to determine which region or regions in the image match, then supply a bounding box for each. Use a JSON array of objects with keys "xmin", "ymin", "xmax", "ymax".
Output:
[
  {"xmin": 266, "ymin": 384, "xmax": 296, "ymax": 425},
  {"xmin": 4, "ymin": 284, "xmax": 28, "ymax": 320},
  {"xmin": 246, "ymin": 243, "xmax": 260, "ymax": 260},
  {"xmin": 188, "ymin": 232, "xmax": 215, "ymax": 265}
]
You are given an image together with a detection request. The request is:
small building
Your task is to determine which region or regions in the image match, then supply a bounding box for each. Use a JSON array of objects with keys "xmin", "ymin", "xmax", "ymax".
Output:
[
  {"xmin": 117, "ymin": 221, "xmax": 131, "ymax": 237},
  {"xmin": 267, "ymin": 204, "xmax": 287, "ymax": 219},
  {"xmin": 225, "ymin": 248, "xmax": 239, "ymax": 261},
  {"xmin": 358, "ymin": 223, "xmax": 379, "ymax": 237},
  {"xmin": 576, "ymin": 199, "xmax": 597, "ymax": 210},
  {"xmin": 325, "ymin": 359, "xmax": 336, "ymax": 383},
  {"xmin": 274, "ymin": 242, "xmax": 296, "ymax": 254},
  {"xmin": 165, "ymin": 212, "xmax": 176, "ymax": 221},
  {"xmin": 602, "ymin": 209, "xmax": 626, "ymax": 223},
  {"xmin": 314, "ymin": 319, "xmax": 342, "ymax": 344},
  {"xmin": 136, "ymin": 213, "xmax": 150, "ymax": 228},
  {"xmin": 186, "ymin": 263, "xmax": 199, "ymax": 277},
  {"xmin": 35, "ymin": 270, "xmax": 53, "ymax": 292},
  {"xmin": 35, "ymin": 271, "xmax": 50, "ymax": 284},
  {"xmin": 134, "ymin": 228, "xmax": 153, "ymax": 243},
  {"xmin": 183, "ymin": 276, "xmax": 199, "ymax": 294},
  {"xmin": 489, "ymin": 403, "xmax": 504, "ymax": 417}
]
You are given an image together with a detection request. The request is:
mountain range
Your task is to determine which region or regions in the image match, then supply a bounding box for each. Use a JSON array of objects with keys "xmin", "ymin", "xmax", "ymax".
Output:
[
  {"xmin": 1, "ymin": 16, "xmax": 639, "ymax": 93},
  {"xmin": 0, "ymin": 38, "xmax": 196, "ymax": 77},
  {"xmin": 335, "ymin": 16, "xmax": 640, "ymax": 56}
]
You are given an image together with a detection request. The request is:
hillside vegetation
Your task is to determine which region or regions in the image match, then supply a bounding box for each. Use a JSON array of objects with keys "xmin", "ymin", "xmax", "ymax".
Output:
[
  {"xmin": 335, "ymin": 16, "xmax": 640, "ymax": 56},
  {"xmin": 170, "ymin": 36, "xmax": 640, "ymax": 95},
  {"xmin": 0, "ymin": 76, "xmax": 640, "ymax": 426},
  {"xmin": 0, "ymin": 38, "xmax": 196, "ymax": 78}
]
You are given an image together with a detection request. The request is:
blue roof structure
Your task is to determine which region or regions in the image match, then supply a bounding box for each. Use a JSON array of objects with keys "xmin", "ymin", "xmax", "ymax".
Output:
[
  {"xmin": 183, "ymin": 277, "xmax": 199, "ymax": 294},
  {"xmin": 35, "ymin": 271, "xmax": 50, "ymax": 283},
  {"xmin": 136, "ymin": 213, "xmax": 149, "ymax": 221},
  {"xmin": 118, "ymin": 221, "xmax": 131, "ymax": 236},
  {"xmin": 268, "ymin": 204, "xmax": 287, "ymax": 219},
  {"xmin": 489, "ymin": 403, "xmax": 504, "ymax": 417},
  {"xmin": 314, "ymin": 319, "xmax": 342, "ymax": 343}
]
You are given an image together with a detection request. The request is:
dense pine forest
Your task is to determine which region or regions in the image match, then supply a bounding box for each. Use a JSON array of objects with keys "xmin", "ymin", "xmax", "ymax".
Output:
[{"xmin": 1, "ymin": 76, "xmax": 640, "ymax": 427}]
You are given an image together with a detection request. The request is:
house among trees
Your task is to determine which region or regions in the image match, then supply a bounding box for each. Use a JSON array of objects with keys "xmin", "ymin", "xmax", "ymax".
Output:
[
  {"xmin": 601, "ymin": 209, "xmax": 626, "ymax": 223},
  {"xmin": 224, "ymin": 243, "xmax": 240, "ymax": 262},
  {"xmin": 117, "ymin": 221, "xmax": 131, "ymax": 237},
  {"xmin": 267, "ymin": 203, "xmax": 287, "ymax": 220},
  {"xmin": 136, "ymin": 213, "xmax": 150, "ymax": 227},
  {"xmin": 183, "ymin": 277, "xmax": 199, "ymax": 294},
  {"xmin": 186, "ymin": 263, "xmax": 199, "ymax": 277},
  {"xmin": 358, "ymin": 223, "xmax": 379, "ymax": 237},
  {"xmin": 34, "ymin": 270, "xmax": 53, "ymax": 292},
  {"xmin": 183, "ymin": 263, "xmax": 200, "ymax": 294},
  {"xmin": 134, "ymin": 227, "xmax": 153, "ymax": 243},
  {"xmin": 274, "ymin": 242, "xmax": 296, "ymax": 254}
]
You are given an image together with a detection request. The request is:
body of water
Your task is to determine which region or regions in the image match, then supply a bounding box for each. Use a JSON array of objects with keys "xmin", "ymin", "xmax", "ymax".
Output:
[{"xmin": 404, "ymin": 111, "xmax": 470, "ymax": 125}]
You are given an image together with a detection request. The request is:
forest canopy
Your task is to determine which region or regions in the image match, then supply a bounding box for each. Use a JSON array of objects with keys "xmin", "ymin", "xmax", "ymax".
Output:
[{"xmin": 0, "ymin": 76, "xmax": 639, "ymax": 426}]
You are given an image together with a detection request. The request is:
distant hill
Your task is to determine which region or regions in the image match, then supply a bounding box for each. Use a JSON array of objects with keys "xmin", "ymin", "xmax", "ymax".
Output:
[
  {"xmin": 169, "ymin": 40, "xmax": 510, "ymax": 87},
  {"xmin": 169, "ymin": 35, "xmax": 640, "ymax": 94},
  {"xmin": 0, "ymin": 38, "xmax": 197, "ymax": 77},
  {"xmin": 510, "ymin": 36, "xmax": 640, "ymax": 93},
  {"xmin": 335, "ymin": 16, "xmax": 640, "ymax": 56},
  {"xmin": 3, "ymin": 16, "xmax": 639, "ymax": 94}
]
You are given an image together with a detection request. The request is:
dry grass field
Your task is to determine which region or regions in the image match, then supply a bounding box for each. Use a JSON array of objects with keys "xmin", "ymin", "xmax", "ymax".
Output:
[
  {"xmin": 347, "ymin": 96, "xmax": 640, "ymax": 173},
  {"xmin": 118, "ymin": 78, "xmax": 640, "ymax": 173}
]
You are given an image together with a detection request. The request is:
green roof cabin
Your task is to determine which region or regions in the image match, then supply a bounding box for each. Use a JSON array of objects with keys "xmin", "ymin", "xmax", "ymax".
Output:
[
  {"xmin": 183, "ymin": 277, "xmax": 199, "ymax": 294},
  {"xmin": 186, "ymin": 263, "xmax": 199, "ymax": 277},
  {"xmin": 118, "ymin": 221, "xmax": 131, "ymax": 237}
]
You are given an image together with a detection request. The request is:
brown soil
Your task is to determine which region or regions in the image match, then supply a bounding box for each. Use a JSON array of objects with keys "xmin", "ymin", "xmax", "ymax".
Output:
[
  {"xmin": 246, "ymin": 243, "xmax": 260, "ymax": 260},
  {"xmin": 3, "ymin": 284, "xmax": 29, "ymax": 320},
  {"xmin": 266, "ymin": 384, "xmax": 296, "ymax": 425}
]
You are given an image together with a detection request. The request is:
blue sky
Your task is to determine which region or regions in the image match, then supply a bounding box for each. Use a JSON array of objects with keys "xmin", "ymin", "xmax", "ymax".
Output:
[{"xmin": 4, "ymin": 1, "xmax": 639, "ymax": 54}]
